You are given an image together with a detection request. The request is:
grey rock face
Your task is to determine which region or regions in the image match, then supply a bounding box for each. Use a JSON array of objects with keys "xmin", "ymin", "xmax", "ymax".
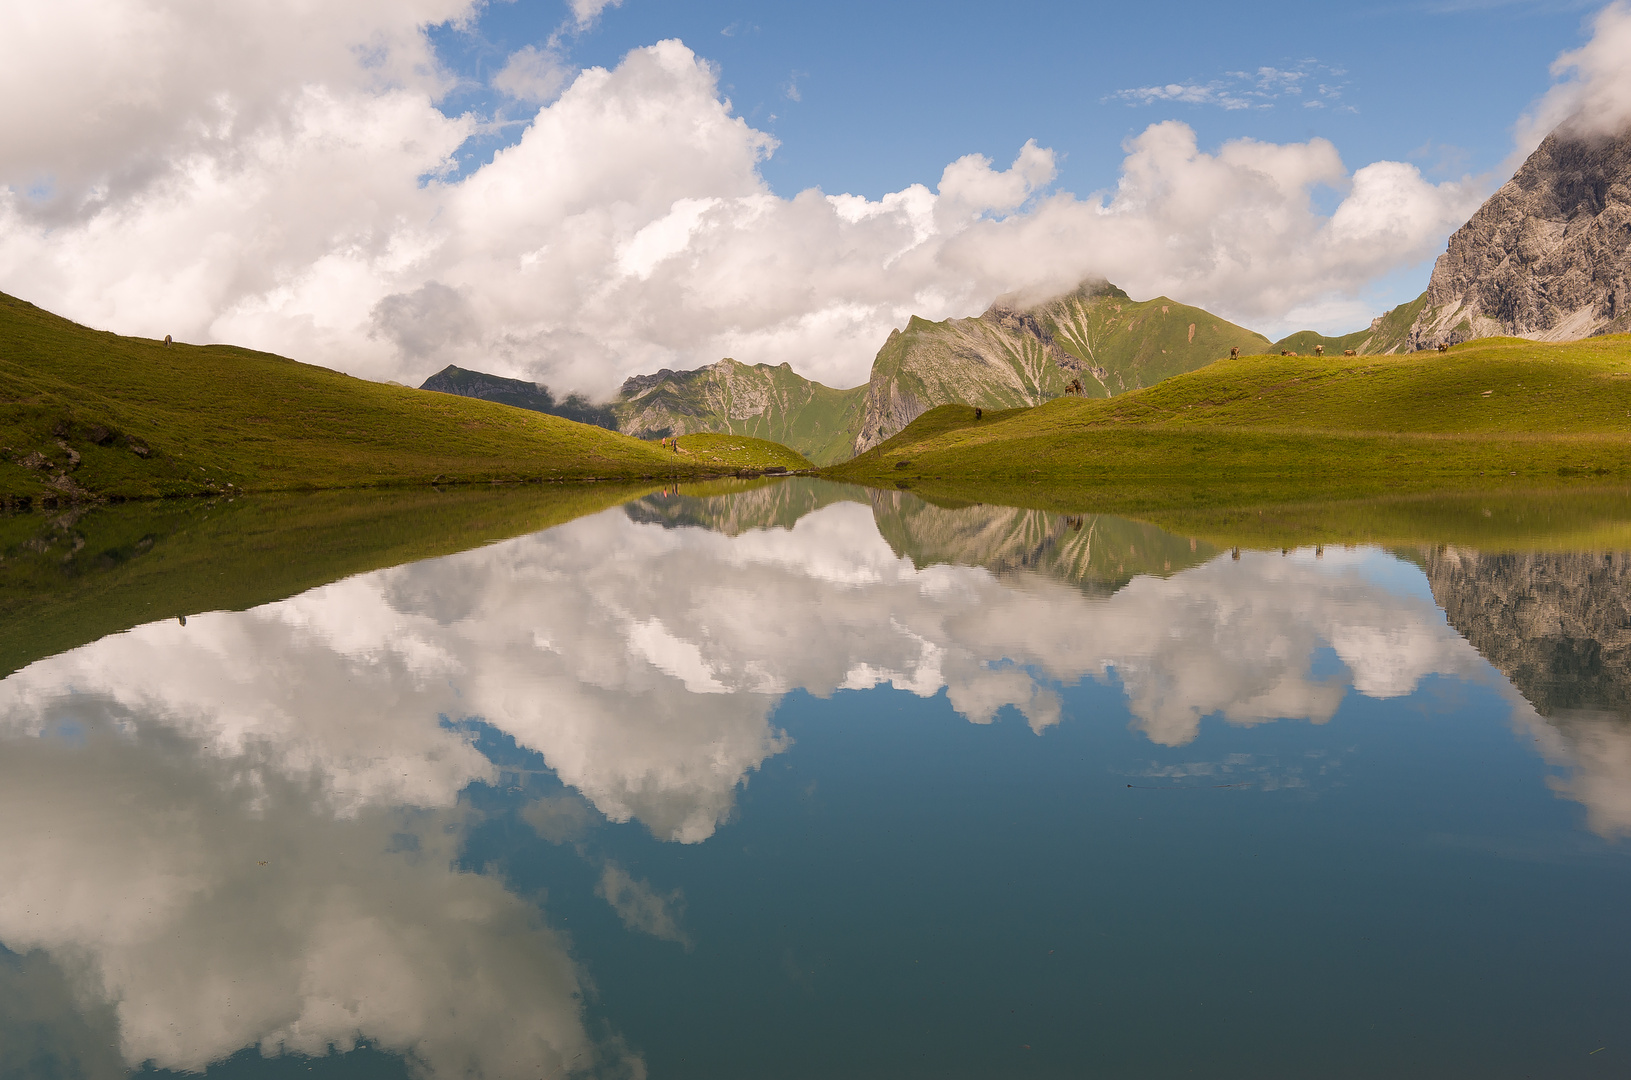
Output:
[
  {"xmin": 1421, "ymin": 547, "xmax": 1631, "ymax": 717},
  {"xmin": 1407, "ymin": 123, "xmax": 1631, "ymax": 350}
]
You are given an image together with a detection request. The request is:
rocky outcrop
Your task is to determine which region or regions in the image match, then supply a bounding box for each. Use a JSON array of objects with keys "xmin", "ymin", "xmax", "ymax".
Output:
[{"xmin": 1406, "ymin": 122, "xmax": 1631, "ymax": 350}]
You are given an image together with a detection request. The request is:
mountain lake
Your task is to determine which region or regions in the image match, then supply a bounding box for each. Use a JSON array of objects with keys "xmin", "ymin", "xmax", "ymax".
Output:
[{"xmin": 2, "ymin": 477, "xmax": 1629, "ymax": 1078}]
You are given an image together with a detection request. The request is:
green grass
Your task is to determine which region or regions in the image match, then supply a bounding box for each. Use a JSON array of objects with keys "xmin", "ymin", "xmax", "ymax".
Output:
[
  {"xmin": 672, "ymin": 432, "xmax": 812, "ymax": 470},
  {"xmin": 0, "ymin": 483, "xmax": 647, "ymax": 678},
  {"xmin": 826, "ymin": 335, "xmax": 1631, "ymax": 500},
  {"xmin": 0, "ymin": 291, "xmax": 753, "ymax": 503}
]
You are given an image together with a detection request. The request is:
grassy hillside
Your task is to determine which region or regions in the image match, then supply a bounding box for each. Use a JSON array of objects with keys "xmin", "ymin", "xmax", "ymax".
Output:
[
  {"xmin": 853, "ymin": 281, "xmax": 1270, "ymax": 453},
  {"xmin": 0, "ymin": 483, "xmax": 646, "ymax": 678},
  {"xmin": 1035, "ymin": 282, "xmax": 1272, "ymax": 394},
  {"xmin": 670, "ymin": 432, "xmax": 812, "ymax": 470},
  {"xmin": 1271, "ymin": 328, "xmax": 1372, "ymax": 356},
  {"xmin": 0, "ymin": 292, "xmax": 729, "ymax": 503},
  {"xmin": 1272, "ymin": 292, "xmax": 1427, "ymax": 357},
  {"xmin": 827, "ymin": 335, "xmax": 1631, "ymax": 502},
  {"xmin": 613, "ymin": 358, "xmax": 865, "ymax": 465}
]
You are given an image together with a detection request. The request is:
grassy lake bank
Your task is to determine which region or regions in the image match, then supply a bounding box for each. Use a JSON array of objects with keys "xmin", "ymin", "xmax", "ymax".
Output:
[
  {"xmin": 0, "ymin": 292, "xmax": 804, "ymax": 505},
  {"xmin": 825, "ymin": 336, "xmax": 1631, "ymax": 498}
]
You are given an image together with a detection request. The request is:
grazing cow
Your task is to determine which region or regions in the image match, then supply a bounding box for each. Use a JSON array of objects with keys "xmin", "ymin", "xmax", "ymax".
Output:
[
  {"xmin": 164, "ymin": 334, "xmax": 172, "ymax": 347},
  {"xmin": 1281, "ymin": 350, "xmax": 1298, "ymax": 357},
  {"xmin": 1314, "ymin": 344, "xmax": 1324, "ymax": 357},
  {"xmin": 1343, "ymin": 349, "xmax": 1357, "ymax": 357},
  {"xmin": 975, "ymin": 407, "xmax": 983, "ymax": 420},
  {"xmin": 1438, "ymin": 343, "xmax": 1450, "ymax": 353},
  {"xmin": 1229, "ymin": 346, "xmax": 1239, "ymax": 359}
]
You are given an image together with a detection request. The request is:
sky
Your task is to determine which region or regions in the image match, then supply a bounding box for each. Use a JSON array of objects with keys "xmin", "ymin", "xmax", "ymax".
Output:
[{"xmin": 1, "ymin": 0, "xmax": 1629, "ymax": 396}]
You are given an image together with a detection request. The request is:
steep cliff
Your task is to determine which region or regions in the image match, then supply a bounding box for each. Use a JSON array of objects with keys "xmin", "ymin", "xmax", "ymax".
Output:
[{"xmin": 1406, "ymin": 122, "xmax": 1631, "ymax": 350}]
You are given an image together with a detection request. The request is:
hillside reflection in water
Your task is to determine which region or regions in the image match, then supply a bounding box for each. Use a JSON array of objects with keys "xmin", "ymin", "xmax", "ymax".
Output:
[{"xmin": 3, "ymin": 479, "xmax": 1629, "ymax": 1079}]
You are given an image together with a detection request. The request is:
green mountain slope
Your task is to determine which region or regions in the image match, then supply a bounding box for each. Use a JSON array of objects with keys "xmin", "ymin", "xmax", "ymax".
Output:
[
  {"xmin": 418, "ymin": 280, "xmax": 1427, "ymax": 469},
  {"xmin": 828, "ymin": 335, "xmax": 1631, "ymax": 500},
  {"xmin": 612, "ymin": 358, "xmax": 866, "ymax": 466},
  {"xmin": 1271, "ymin": 292, "xmax": 1427, "ymax": 357},
  {"xmin": 0, "ymin": 291, "xmax": 725, "ymax": 504},
  {"xmin": 851, "ymin": 280, "xmax": 1271, "ymax": 453}
]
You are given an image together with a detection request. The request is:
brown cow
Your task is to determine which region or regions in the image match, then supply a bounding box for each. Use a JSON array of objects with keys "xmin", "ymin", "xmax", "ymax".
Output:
[
  {"xmin": 1438, "ymin": 342, "xmax": 1450, "ymax": 353},
  {"xmin": 1229, "ymin": 346, "xmax": 1239, "ymax": 359},
  {"xmin": 1281, "ymin": 350, "xmax": 1298, "ymax": 357},
  {"xmin": 1314, "ymin": 344, "xmax": 1325, "ymax": 357},
  {"xmin": 1343, "ymin": 349, "xmax": 1357, "ymax": 357}
]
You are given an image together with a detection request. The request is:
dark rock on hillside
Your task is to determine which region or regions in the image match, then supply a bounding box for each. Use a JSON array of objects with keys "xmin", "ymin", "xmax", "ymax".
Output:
[
  {"xmin": 1408, "ymin": 122, "xmax": 1631, "ymax": 349},
  {"xmin": 420, "ymin": 365, "xmax": 617, "ymax": 430}
]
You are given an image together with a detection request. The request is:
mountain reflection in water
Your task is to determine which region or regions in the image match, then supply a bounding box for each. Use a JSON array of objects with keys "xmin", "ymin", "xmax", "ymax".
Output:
[{"xmin": 2, "ymin": 478, "xmax": 1629, "ymax": 1078}]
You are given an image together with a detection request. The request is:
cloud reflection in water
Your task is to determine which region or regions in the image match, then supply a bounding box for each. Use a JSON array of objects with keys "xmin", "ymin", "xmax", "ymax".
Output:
[{"xmin": 1, "ymin": 484, "xmax": 1628, "ymax": 1075}]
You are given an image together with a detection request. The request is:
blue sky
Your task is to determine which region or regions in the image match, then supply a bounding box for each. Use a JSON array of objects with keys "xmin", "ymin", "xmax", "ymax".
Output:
[
  {"xmin": 0, "ymin": 0, "xmax": 1621, "ymax": 392},
  {"xmin": 438, "ymin": 0, "xmax": 1596, "ymax": 199}
]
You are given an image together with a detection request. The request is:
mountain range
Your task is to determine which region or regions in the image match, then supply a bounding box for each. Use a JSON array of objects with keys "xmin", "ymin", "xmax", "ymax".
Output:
[
  {"xmin": 422, "ymin": 280, "xmax": 1283, "ymax": 464},
  {"xmin": 421, "ymin": 114, "xmax": 1631, "ymax": 464}
]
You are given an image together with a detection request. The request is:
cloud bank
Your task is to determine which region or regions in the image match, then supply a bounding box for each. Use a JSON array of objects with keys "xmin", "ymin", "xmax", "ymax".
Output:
[
  {"xmin": 0, "ymin": 1, "xmax": 1500, "ymax": 396},
  {"xmin": 1514, "ymin": 0, "xmax": 1631, "ymax": 155}
]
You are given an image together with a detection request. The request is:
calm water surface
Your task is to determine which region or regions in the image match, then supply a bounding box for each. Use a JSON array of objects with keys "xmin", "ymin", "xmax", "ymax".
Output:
[{"xmin": 4, "ymin": 480, "xmax": 1630, "ymax": 1078}]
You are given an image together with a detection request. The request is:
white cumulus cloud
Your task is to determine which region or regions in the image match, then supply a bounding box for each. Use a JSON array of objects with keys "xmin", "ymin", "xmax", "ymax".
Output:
[
  {"xmin": 0, "ymin": 4, "xmax": 1504, "ymax": 395},
  {"xmin": 1514, "ymin": 0, "xmax": 1631, "ymax": 156}
]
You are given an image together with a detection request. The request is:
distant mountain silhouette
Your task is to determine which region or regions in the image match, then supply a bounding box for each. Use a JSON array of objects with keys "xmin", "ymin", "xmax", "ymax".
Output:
[{"xmin": 420, "ymin": 365, "xmax": 617, "ymax": 430}]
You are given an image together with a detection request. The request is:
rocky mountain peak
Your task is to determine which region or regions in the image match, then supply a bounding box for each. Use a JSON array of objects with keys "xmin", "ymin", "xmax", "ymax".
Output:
[{"xmin": 1407, "ymin": 120, "xmax": 1631, "ymax": 349}]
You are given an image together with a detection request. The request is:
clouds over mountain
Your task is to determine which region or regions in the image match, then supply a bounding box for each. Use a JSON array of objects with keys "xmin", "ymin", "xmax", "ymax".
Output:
[{"xmin": 6, "ymin": 1, "xmax": 1607, "ymax": 393}]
